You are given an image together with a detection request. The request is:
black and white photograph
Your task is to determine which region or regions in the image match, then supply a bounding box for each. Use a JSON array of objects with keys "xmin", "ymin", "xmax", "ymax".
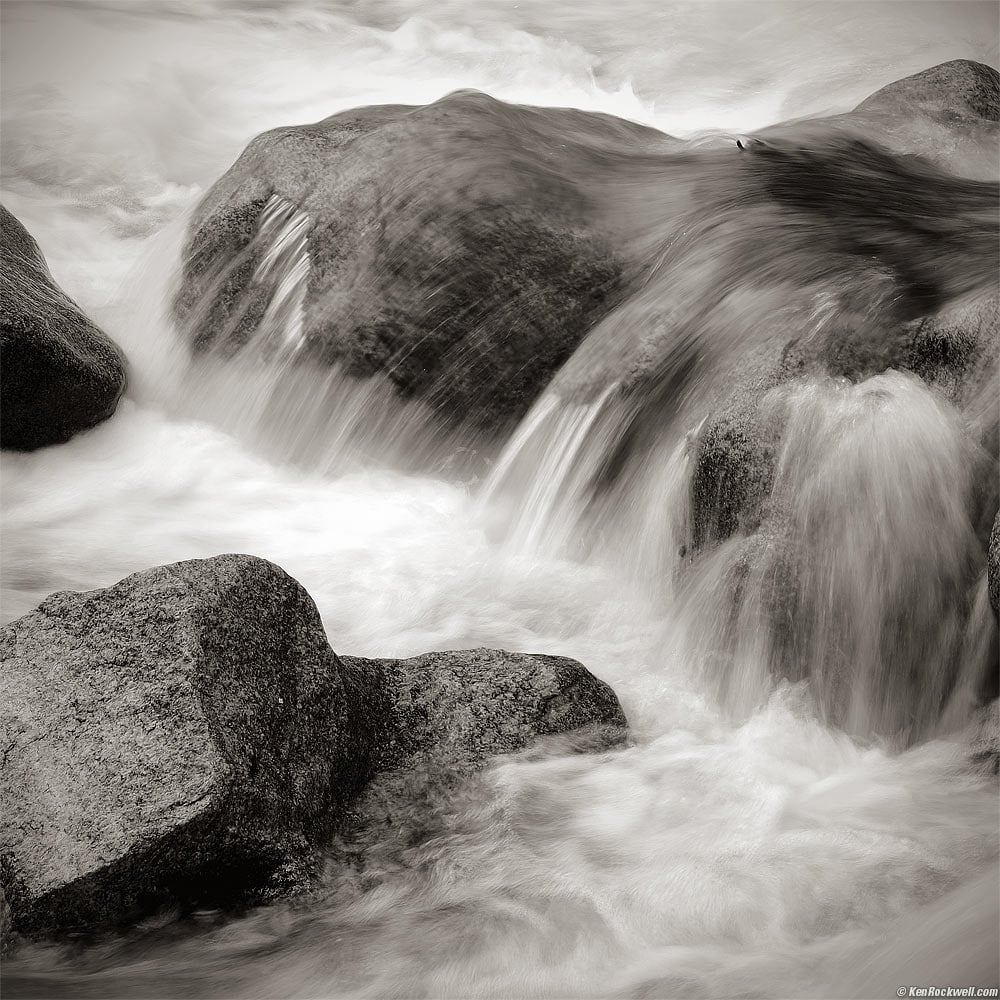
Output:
[{"xmin": 1, "ymin": 1, "xmax": 998, "ymax": 997}]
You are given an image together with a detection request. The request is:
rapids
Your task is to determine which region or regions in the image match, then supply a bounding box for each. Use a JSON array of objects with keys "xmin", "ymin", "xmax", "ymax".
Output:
[{"xmin": 2, "ymin": 2, "xmax": 998, "ymax": 998}]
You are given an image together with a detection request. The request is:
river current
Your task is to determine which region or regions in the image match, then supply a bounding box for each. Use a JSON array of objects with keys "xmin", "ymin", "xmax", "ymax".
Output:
[{"xmin": 2, "ymin": 3, "xmax": 998, "ymax": 997}]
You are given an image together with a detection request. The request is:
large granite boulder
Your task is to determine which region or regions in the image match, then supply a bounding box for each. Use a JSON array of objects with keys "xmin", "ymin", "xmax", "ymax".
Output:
[
  {"xmin": 175, "ymin": 62, "xmax": 997, "ymax": 444},
  {"xmin": 0, "ymin": 555, "xmax": 626, "ymax": 938},
  {"xmin": 851, "ymin": 58, "xmax": 999, "ymax": 179},
  {"xmin": 856, "ymin": 58, "xmax": 999, "ymax": 121},
  {"xmin": 0, "ymin": 205, "xmax": 127, "ymax": 450},
  {"xmin": 0, "ymin": 555, "xmax": 379, "ymax": 936},
  {"xmin": 175, "ymin": 91, "xmax": 670, "ymax": 432}
]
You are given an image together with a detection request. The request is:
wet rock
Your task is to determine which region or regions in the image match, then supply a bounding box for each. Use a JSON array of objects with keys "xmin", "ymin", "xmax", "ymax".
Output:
[
  {"xmin": 688, "ymin": 381, "xmax": 783, "ymax": 550},
  {"xmin": 333, "ymin": 648, "xmax": 627, "ymax": 885},
  {"xmin": 907, "ymin": 294, "xmax": 999, "ymax": 415},
  {"xmin": 969, "ymin": 699, "xmax": 999, "ymax": 775},
  {"xmin": 855, "ymin": 59, "xmax": 999, "ymax": 124},
  {"xmin": 1, "ymin": 556, "xmax": 626, "ymax": 938},
  {"xmin": 176, "ymin": 62, "xmax": 996, "ymax": 440},
  {"xmin": 909, "ymin": 295, "xmax": 1000, "ymax": 551},
  {"xmin": 176, "ymin": 92, "xmax": 667, "ymax": 432},
  {"xmin": 759, "ymin": 60, "xmax": 1000, "ymax": 180},
  {"xmin": 0, "ymin": 555, "xmax": 380, "ymax": 937},
  {"xmin": 686, "ymin": 286, "xmax": 997, "ymax": 561},
  {"xmin": 362, "ymin": 648, "xmax": 626, "ymax": 773},
  {"xmin": 0, "ymin": 205, "xmax": 127, "ymax": 450}
]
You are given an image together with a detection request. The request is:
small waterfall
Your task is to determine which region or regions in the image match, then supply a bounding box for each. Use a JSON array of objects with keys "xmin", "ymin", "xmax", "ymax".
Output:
[
  {"xmin": 480, "ymin": 383, "xmax": 622, "ymax": 555},
  {"xmin": 683, "ymin": 371, "xmax": 993, "ymax": 743},
  {"xmin": 165, "ymin": 194, "xmax": 481, "ymax": 477},
  {"xmin": 250, "ymin": 194, "xmax": 311, "ymax": 356},
  {"xmin": 481, "ymin": 363, "xmax": 995, "ymax": 744},
  {"xmin": 475, "ymin": 130, "xmax": 999, "ymax": 745}
]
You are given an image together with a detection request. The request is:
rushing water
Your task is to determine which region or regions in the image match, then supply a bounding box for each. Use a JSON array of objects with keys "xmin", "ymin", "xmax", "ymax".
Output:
[{"xmin": 2, "ymin": 2, "xmax": 999, "ymax": 998}]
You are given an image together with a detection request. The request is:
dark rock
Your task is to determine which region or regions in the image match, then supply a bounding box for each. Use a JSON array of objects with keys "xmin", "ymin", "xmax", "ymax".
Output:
[
  {"xmin": 176, "ymin": 92, "xmax": 669, "ymax": 432},
  {"xmin": 760, "ymin": 60, "xmax": 1000, "ymax": 180},
  {"xmin": 331, "ymin": 648, "xmax": 627, "ymax": 887},
  {"xmin": 969, "ymin": 699, "xmax": 999, "ymax": 774},
  {"xmin": 855, "ymin": 59, "xmax": 999, "ymax": 124},
  {"xmin": 909, "ymin": 295, "xmax": 1000, "ymax": 553},
  {"xmin": 0, "ymin": 556, "xmax": 626, "ymax": 938},
  {"xmin": 0, "ymin": 205, "xmax": 127, "ymax": 450},
  {"xmin": 907, "ymin": 294, "xmax": 1000, "ymax": 412},
  {"xmin": 0, "ymin": 885, "xmax": 10, "ymax": 953},
  {"xmin": 0, "ymin": 555, "xmax": 380, "ymax": 937},
  {"xmin": 686, "ymin": 347, "xmax": 788, "ymax": 551}
]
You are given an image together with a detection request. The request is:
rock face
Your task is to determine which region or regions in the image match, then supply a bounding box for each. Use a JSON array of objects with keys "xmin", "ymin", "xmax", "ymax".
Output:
[
  {"xmin": 0, "ymin": 205, "xmax": 127, "ymax": 450},
  {"xmin": 757, "ymin": 59, "xmax": 1000, "ymax": 180},
  {"xmin": 176, "ymin": 91, "xmax": 668, "ymax": 431},
  {"xmin": 0, "ymin": 555, "xmax": 626, "ymax": 938}
]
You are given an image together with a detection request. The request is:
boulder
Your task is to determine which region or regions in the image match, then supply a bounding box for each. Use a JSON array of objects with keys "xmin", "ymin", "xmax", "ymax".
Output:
[
  {"xmin": 907, "ymin": 295, "xmax": 1000, "ymax": 408},
  {"xmin": 360, "ymin": 647, "xmax": 626, "ymax": 775},
  {"xmin": 680, "ymin": 58, "xmax": 1000, "ymax": 557},
  {"xmin": 762, "ymin": 60, "xmax": 999, "ymax": 180},
  {"xmin": 0, "ymin": 205, "xmax": 127, "ymax": 450},
  {"xmin": 175, "ymin": 91, "xmax": 669, "ymax": 432},
  {"xmin": 855, "ymin": 59, "xmax": 999, "ymax": 125},
  {"xmin": 969, "ymin": 698, "xmax": 999, "ymax": 774},
  {"xmin": 0, "ymin": 554, "xmax": 379, "ymax": 936},
  {"xmin": 175, "ymin": 63, "xmax": 996, "ymax": 439},
  {"xmin": 0, "ymin": 555, "xmax": 626, "ymax": 938},
  {"xmin": 337, "ymin": 648, "xmax": 626, "ymax": 879}
]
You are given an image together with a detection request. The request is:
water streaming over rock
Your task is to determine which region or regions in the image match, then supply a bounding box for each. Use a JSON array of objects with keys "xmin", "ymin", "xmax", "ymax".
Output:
[{"xmin": 2, "ymin": 2, "xmax": 998, "ymax": 997}]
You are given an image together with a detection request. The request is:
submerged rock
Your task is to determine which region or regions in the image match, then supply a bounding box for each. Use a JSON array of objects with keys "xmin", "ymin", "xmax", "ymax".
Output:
[
  {"xmin": 0, "ymin": 205, "xmax": 127, "ymax": 450},
  {"xmin": 0, "ymin": 555, "xmax": 626, "ymax": 938},
  {"xmin": 339, "ymin": 648, "xmax": 626, "ymax": 874},
  {"xmin": 672, "ymin": 65, "xmax": 999, "ymax": 742},
  {"xmin": 176, "ymin": 92, "xmax": 668, "ymax": 432}
]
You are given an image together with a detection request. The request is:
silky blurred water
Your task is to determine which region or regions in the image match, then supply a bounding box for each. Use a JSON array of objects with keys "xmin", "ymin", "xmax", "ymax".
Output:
[{"xmin": 1, "ymin": 2, "xmax": 998, "ymax": 998}]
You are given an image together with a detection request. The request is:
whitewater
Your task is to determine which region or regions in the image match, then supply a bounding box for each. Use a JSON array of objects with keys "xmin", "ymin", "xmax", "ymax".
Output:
[{"xmin": 2, "ymin": 2, "xmax": 998, "ymax": 998}]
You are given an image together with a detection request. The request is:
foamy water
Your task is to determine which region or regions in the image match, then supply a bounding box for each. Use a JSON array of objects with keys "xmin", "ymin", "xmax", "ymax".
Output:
[{"xmin": 2, "ymin": 2, "xmax": 998, "ymax": 997}]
